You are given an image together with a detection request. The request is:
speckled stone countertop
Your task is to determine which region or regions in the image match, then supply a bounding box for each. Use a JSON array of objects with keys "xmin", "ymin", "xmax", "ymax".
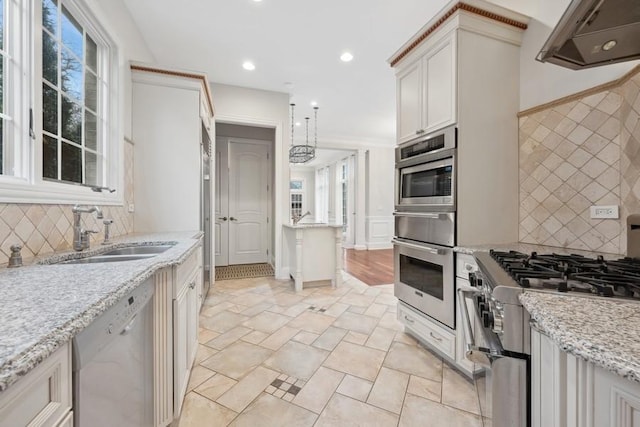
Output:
[
  {"xmin": 0, "ymin": 231, "xmax": 202, "ymax": 392},
  {"xmin": 521, "ymin": 292, "xmax": 640, "ymax": 383},
  {"xmin": 282, "ymin": 223, "xmax": 342, "ymax": 229},
  {"xmin": 453, "ymin": 242, "xmax": 621, "ymax": 258}
]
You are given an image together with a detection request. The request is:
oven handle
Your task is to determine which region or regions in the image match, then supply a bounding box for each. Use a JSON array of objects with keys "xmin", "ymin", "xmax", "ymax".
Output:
[
  {"xmin": 457, "ymin": 287, "xmax": 502, "ymax": 367},
  {"xmin": 393, "ymin": 212, "xmax": 449, "ymax": 220},
  {"xmin": 392, "ymin": 238, "xmax": 447, "ymax": 255}
]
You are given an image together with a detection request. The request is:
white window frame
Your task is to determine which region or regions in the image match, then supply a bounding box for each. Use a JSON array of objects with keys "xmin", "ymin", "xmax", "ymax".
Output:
[
  {"xmin": 0, "ymin": 0, "xmax": 122, "ymax": 205},
  {"xmin": 290, "ymin": 178, "xmax": 306, "ymax": 220}
]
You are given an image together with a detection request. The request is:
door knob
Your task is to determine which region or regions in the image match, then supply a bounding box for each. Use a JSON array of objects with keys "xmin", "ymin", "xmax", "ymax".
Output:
[
  {"xmin": 230, "ymin": 217, "xmax": 238, "ymax": 221},
  {"xmin": 218, "ymin": 216, "xmax": 228, "ymax": 221}
]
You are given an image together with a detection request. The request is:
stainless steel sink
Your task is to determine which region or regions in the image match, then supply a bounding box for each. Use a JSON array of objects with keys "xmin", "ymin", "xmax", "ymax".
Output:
[
  {"xmin": 101, "ymin": 244, "xmax": 175, "ymax": 256},
  {"xmin": 62, "ymin": 254, "xmax": 157, "ymax": 264}
]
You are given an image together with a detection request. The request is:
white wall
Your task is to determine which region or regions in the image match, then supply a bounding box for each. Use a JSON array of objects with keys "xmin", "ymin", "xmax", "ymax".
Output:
[
  {"xmin": 488, "ymin": 0, "xmax": 639, "ymax": 110},
  {"xmin": 209, "ymin": 83, "xmax": 290, "ymax": 278},
  {"xmin": 365, "ymin": 147, "xmax": 394, "ymax": 249}
]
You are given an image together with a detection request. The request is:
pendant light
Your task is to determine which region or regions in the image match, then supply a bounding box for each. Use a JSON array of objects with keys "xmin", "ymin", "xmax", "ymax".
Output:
[{"xmin": 289, "ymin": 103, "xmax": 318, "ymax": 164}]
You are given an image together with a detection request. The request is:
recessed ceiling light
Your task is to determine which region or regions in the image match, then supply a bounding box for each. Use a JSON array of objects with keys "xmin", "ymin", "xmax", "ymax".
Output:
[
  {"xmin": 252, "ymin": 0, "xmax": 262, "ymax": 2},
  {"xmin": 310, "ymin": 101, "xmax": 318, "ymax": 107},
  {"xmin": 295, "ymin": 122, "xmax": 301, "ymax": 127},
  {"xmin": 340, "ymin": 52, "xmax": 354, "ymax": 62},
  {"xmin": 602, "ymin": 40, "xmax": 617, "ymax": 51},
  {"xmin": 242, "ymin": 61, "xmax": 256, "ymax": 71}
]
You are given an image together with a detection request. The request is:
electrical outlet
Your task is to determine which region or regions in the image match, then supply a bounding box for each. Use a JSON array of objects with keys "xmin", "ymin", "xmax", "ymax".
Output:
[
  {"xmin": 590, "ymin": 205, "xmax": 619, "ymax": 219},
  {"xmin": 128, "ymin": 203, "xmax": 135, "ymax": 213}
]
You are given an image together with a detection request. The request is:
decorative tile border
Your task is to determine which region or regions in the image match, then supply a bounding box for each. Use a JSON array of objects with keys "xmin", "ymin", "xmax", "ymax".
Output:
[{"xmin": 266, "ymin": 374, "xmax": 305, "ymax": 402}]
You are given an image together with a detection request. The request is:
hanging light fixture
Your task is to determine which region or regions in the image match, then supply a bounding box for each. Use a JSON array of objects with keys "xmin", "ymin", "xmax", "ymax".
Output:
[{"xmin": 289, "ymin": 103, "xmax": 318, "ymax": 164}]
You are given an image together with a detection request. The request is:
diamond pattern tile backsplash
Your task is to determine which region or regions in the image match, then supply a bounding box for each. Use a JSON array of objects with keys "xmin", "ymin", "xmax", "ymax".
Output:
[
  {"xmin": 0, "ymin": 140, "xmax": 135, "ymax": 265},
  {"xmin": 519, "ymin": 68, "xmax": 640, "ymax": 254}
]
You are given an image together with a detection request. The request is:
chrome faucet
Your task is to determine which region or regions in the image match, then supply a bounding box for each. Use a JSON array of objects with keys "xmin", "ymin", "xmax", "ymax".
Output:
[
  {"xmin": 292, "ymin": 210, "xmax": 311, "ymax": 225},
  {"xmin": 72, "ymin": 205, "xmax": 104, "ymax": 251}
]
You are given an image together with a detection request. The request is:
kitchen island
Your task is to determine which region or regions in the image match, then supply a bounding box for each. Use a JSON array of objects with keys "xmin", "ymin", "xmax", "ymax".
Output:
[{"xmin": 282, "ymin": 223, "xmax": 343, "ymax": 292}]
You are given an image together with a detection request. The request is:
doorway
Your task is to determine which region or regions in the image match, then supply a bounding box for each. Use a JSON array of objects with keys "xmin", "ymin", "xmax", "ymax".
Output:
[{"xmin": 215, "ymin": 125, "xmax": 274, "ymax": 267}]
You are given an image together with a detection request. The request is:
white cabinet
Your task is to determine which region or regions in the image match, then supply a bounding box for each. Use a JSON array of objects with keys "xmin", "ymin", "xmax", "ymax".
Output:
[
  {"xmin": 0, "ymin": 343, "xmax": 72, "ymax": 427},
  {"xmin": 396, "ymin": 33, "xmax": 456, "ymax": 144},
  {"xmin": 398, "ymin": 301, "xmax": 456, "ymax": 361},
  {"xmin": 172, "ymin": 248, "xmax": 202, "ymax": 418},
  {"xmin": 531, "ymin": 328, "xmax": 640, "ymax": 427}
]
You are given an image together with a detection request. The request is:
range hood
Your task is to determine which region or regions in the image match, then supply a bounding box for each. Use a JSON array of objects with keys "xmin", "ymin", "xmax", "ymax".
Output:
[{"xmin": 537, "ymin": 0, "xmax": 640, "ymax": 70}]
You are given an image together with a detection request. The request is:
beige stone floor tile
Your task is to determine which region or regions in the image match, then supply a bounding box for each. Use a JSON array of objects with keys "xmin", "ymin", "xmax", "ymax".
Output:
[
  {"xmin": 281, "ymin": 302, "xmax": 310, "ymax": 317},
  {"xmin": 315, "ymin": 393, "xmax": 399, "ymax": 427},
  {"xmin": 205, "ymin": 326, "xmax": 252, "ymax": 350},
  {"xmin": 367, "ymin": 366, "xmax": 409, "ymax": 414},
  {"xmin": 343, "ymin": 331, "xmax": 369, "ymax": 345},
  {"xmin": 200, "ymin": 310, "xmax": 249, "ymax": 333},
  {"xmin": 200, "ymin": 301, "xmax": 235, "ymax": 317},
  {"xmin": 407, "ymin": 374, "xmax": 442, "ymax": 402},
  {"xmin": 217, "ymin": 366, "xmax": 280, "ymax": 413},
  {"xmin": 178, "ymin": 392, "xmax": 237, "ymax": 427},
  {"xmin": 293, "ymin": 330, "xmax": 320, "ymax": 345},
  {"xmin": 339, "ymin": 291, "xmax": 376, "ymax": 307},
  {"xmin": 302, "ymin": 294, "xmax": 340, "ymax": 308},
  {"xmin": 194, "ymin": 344, "xmax": 217, "ymax": 364},
  {"xmin": 312, "ymin": 326, "xmax": 348, "ymax": 351},
  {"xmin": 322, "ymin": 302, "xmax": 350, "ymax": 317},
  {"xmin": 227, "ymin": 305, "xmax": 247, "ymax": 314},
  {"xmin": 377, "ymin": 312, "xmax": 404, "ymax": 331},
  {"xmin": 348, "ymin": 306, "xmax": 367, "ymax": 314},
  {"xmin": 194, "ymin": 373, "xmax": 237, "ymax": 401},
  {"xmin": 229, "ymin": 292, "xmax": 268, "ymax": 307},
  {"xmin": 292, "ymin": 365, "xmax": 344, "ymax": 413},
  {"xmin": 198, "ymin": 327, "xmax": 220, "ymax": 343},
  {"xmin": 239, "ymin": 302, "xmax": 272, "ymax": 317},
  {"xmin": 332, "ymin": 311, "xmax": 379, "ymax": 335},
  {"xmin": 441, "ymin": 365, "xmax": 481, "ymax": 416},
  {"xmin": 286, "ymin": 311, "xmax": 335, "ymax": 334},
  {"xmin": 394, "ymin": 331, "xmax": 419, "ymax": 346},
  {"xmin": 364, "ymin": 303, "xmax": 388, "ymax": 318},
  {"xmin": 363, "ymin": 287, "xmax": 383, "ymax": 297},
  {"xmin": 384, "ymin": 342, "xmax": 442, "ymax": 381},
  {"xmin": 240, "ymin": 330, "xmax": 269, "ymax": 345},
  {"xmin": 201, "ymin": 341, "xmax": 273, "ymax": 380},
  {"xmin": 266, "ymin": 291, "xmax": 305, "ymax": 306},
  {"xmin": 336, "ymin": 375, "xmax": 373, "ymax": 402},
  {"xmin": 186, "ymin": 365, "xmax": 216, "ymax": 393},
  {"xmin": 263, "ymin": 341, "xmax": 329, "ymax": 380},
  {"xmin": 375, "ymin": 293, "xmax": 398, "ymax": 306},
  {"xmin": 365, "ymin": 326, "xmax": 396, "ymax": 352},
  {"xmin": 259, "ymin": 326, "xmax": 299, "ymax": 350},
  {"xmin": 230, "ymin": 393, "xmax": 317, "ymax": 427},
  {"xmin": 323, "ymin": 341, "xmax": 386, "ymax": 381},
  {"xmin": 241, "ymin": 311, "xmax": 291, "ymax": 333},
  {"xmin": 399, "ymin": 394, "xmax": 482, "ymax": 427}
]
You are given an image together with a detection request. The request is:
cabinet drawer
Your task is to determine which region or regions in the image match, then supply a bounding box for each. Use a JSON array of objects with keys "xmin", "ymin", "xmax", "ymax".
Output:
[
  {"xmin": 455, "ymin": 253, "xmax": 477, "ymax": 280},
  {"xmin": 0, "ymin": 343, "xmax": 72, "ymax": 427},
  {"xmin": 398, "ymin": 302, "xmax": 455, "ymax": 360},
  {"xmin": 174, "ymin": 246, "xmax": 202, "ymax": 298}
]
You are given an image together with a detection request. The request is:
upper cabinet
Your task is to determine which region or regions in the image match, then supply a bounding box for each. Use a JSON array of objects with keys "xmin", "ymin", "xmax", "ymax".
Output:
[{"xmin": 397, "ymin": 33, "xmax": 456, "ymax": 144}]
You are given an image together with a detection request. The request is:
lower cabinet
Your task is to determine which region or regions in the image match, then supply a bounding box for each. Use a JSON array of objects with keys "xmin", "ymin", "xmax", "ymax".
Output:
[
  {"xmin": 0, "ymin": 343, "xmax": 72, "ymax": 427},
  {"xmin": 531, "ymin": 328, "xmax": 640, "ymax": 427},
  {"xmin": 398, "ymin": 301, "xmax": 456, "ymax": 362}
]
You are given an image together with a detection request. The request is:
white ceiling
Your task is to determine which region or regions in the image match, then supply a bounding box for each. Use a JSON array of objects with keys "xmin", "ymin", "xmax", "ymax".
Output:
[{"xmin": 122, "ymin": 0, "xmax": 455, "ymax": 147}]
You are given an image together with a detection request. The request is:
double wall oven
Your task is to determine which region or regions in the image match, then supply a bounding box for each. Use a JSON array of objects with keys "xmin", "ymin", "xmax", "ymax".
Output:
[{"xmin": 393, "ymin": 125, "xmax": 457, "ymax": 329}]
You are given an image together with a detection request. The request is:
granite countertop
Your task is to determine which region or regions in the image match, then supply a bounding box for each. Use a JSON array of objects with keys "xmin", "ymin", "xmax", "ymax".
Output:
[
  {"xmin": 283, "ymin": 223, "xmax": 342, "ymax": 229},
  {"xmin": 454, "ymin": 242, "xmax": 622, "ymax": 258},
  {"xmin": 521, "ymin": 292, "xmax": 640, "ymax": 383},
  {"xmin": 0, "ymin": 231, "xmax": 203, "ymax": 392}
]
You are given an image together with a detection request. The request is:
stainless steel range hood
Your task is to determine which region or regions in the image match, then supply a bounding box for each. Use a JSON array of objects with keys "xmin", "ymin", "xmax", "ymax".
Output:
[{"xmin": 537, "ymin": 0, "xmax": 640, "ymax": 70}]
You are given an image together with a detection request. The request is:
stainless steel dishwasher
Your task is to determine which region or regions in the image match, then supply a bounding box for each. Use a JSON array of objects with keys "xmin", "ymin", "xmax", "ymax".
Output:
[{"xmin": 73, "ymin": 278, "xmax": 154, "ymax": 427}]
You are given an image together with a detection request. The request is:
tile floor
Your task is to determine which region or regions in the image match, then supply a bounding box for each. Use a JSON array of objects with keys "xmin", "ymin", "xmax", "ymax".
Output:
[{"xmin": 178, "ymin": 272, "xmax": 485, "ymax": 427}]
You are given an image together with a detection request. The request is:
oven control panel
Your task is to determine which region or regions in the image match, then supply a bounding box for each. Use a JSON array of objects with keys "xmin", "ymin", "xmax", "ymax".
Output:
[{"xmin": 469, "ymin": 272, "xmax": 504, "ymax": 335}]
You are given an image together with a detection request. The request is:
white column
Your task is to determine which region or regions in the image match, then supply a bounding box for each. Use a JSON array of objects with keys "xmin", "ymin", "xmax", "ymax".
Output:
[
  {"xmin": 334, "ymin": 227, "xmax": 343, "ymax": 288},
  {"xmin": 354, "ymin": 149, "xmax": 367, "ymax": 250},
  {"xmin": 294, "ymin": 229, "xmax": 303, "ymax": 292}
]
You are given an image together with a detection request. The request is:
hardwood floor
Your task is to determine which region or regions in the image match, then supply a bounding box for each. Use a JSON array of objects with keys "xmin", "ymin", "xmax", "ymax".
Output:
[{"xmin": 342, "ymin": 248, "xmax": 394, "ymax": 286}]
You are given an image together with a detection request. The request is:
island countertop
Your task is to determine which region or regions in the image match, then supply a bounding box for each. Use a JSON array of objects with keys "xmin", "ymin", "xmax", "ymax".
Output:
[
  {"xmin": 0, "ymin": 231, "xmax": 202, "ymax": 392},
  {"xmin": 283, "ymin": 223, "xmax": 343, "ymax": 229},
  {"xmin": 520, "ymin": 292, "xmax": 640, "ymax": 383}
]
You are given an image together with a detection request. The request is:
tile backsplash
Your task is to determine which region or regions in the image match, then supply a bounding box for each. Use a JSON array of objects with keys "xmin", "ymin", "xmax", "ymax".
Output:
[
  {"xmin": 0, "ymin": 140, "xmax": 135, "ymax": 265},
  {"xmin": 519, "ymin": 68, "xmax": 640, "ymax": 254}
]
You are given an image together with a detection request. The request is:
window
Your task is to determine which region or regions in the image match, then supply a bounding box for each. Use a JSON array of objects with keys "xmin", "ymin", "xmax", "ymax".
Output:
[
  {"xmin": 0, "ymin": 0, "xmax": 120, "ymax": 203},
  {"xmin": 340, "ymin": 161, "xmax": 348, "ymax": 233},
  {"xmin": 290, "ymin": 179, "xmax": 304, "ymax": 219}
]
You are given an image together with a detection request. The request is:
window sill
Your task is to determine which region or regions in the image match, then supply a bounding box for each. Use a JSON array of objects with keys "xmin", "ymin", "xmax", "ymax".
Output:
[{"xmin": 0, "ymin": 179, "xmax": 123, "ymax": 205}]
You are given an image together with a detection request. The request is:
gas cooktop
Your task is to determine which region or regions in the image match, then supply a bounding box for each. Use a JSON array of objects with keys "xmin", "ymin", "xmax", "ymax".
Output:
[{"xmin": 479, "ymin": 250, "xmax": 640, "ymax": 300}]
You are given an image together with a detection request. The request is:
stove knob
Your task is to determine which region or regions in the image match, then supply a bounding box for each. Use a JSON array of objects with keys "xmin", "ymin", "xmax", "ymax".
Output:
[
  {"xmin": 469, "ymin": 273, "xmax": 477, "ymax": 287},
  {"xmin": 482, "ymin": 311, "xmax": 494, "ymax": 329}
]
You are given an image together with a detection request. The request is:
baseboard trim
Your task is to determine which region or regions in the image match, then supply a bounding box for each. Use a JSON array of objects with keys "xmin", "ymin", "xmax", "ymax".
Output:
[
  {"xmin": 354, "ymin": 245, "xmax": 367, "ymax": 250},
  {"xmin": 367, "ymin": 242, "xmax": 393, "ymax": 250},
  {"xmin": 276, "ymin": 267, "xmax": 290, "ymax": 281}
]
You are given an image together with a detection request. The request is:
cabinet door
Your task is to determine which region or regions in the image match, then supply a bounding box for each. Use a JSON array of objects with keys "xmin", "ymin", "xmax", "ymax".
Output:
[
  {"xmin": 424, "ymin": 34, "xmax": 456, "ymax": 133},
  {"xmin": 186, "ymin": 271, "xmax": 201, "ymax": 368},
  {"xmin": 173, "ymin": 286, "xmax": 189, "ymax": 417},
  {"xmin": 396, "ymin": 61, "xmax": 423, "ymax": 144}
]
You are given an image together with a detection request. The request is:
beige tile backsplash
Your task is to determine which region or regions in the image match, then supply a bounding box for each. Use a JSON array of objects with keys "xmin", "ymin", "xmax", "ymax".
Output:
[
  {"xmin": 0, "ymin": 140, "xmax": 135, "ymax": 265},
  {"xmin": 519, "ymin": 69, "xmax": 640, "ymax": 254}
]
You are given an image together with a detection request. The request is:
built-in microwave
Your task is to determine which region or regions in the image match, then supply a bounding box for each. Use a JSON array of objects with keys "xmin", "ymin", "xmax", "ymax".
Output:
[{"xmin": 395, "ymin": 126, "xmax": 456, "ymax": 212}]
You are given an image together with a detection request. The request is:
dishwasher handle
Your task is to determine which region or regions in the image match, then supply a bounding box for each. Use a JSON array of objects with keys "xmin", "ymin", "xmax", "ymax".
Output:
[{"xmin": 120, "ymin": 314, "xmax": 138, "ymax": 336}]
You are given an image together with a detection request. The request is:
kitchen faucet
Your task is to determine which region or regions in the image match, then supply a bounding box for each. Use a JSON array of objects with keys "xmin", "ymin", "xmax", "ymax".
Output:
[
  {"xmin": 72, "ymin": 205, "xmax": 104, "ymax": 251},
  {"xmin": 292, "ymin": 210, "xmax": 311, "ymax": 225}
]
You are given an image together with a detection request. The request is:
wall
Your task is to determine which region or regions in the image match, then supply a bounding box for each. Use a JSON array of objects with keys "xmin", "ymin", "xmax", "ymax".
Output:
[
  {"xmin": 365, "ymin": 147, "xmax": 395, "ymax": 249},
  {"xmin": 0, "ymin": 0, "xmax": 153, "ymax": 265},
  {"xmin": 290, "ymin": 168, "xmax": 316, "ymax": 222},
  {"xmin": 210, "ymin": 83, "xmax": 290, "ymax": 277},
  {"xmin": 490, "ymin": 0, "xmax": 640, "ymax": 110},
  {"xmin": 519, "ymin": 67, "xmax": 640, "ymax": 254}
]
